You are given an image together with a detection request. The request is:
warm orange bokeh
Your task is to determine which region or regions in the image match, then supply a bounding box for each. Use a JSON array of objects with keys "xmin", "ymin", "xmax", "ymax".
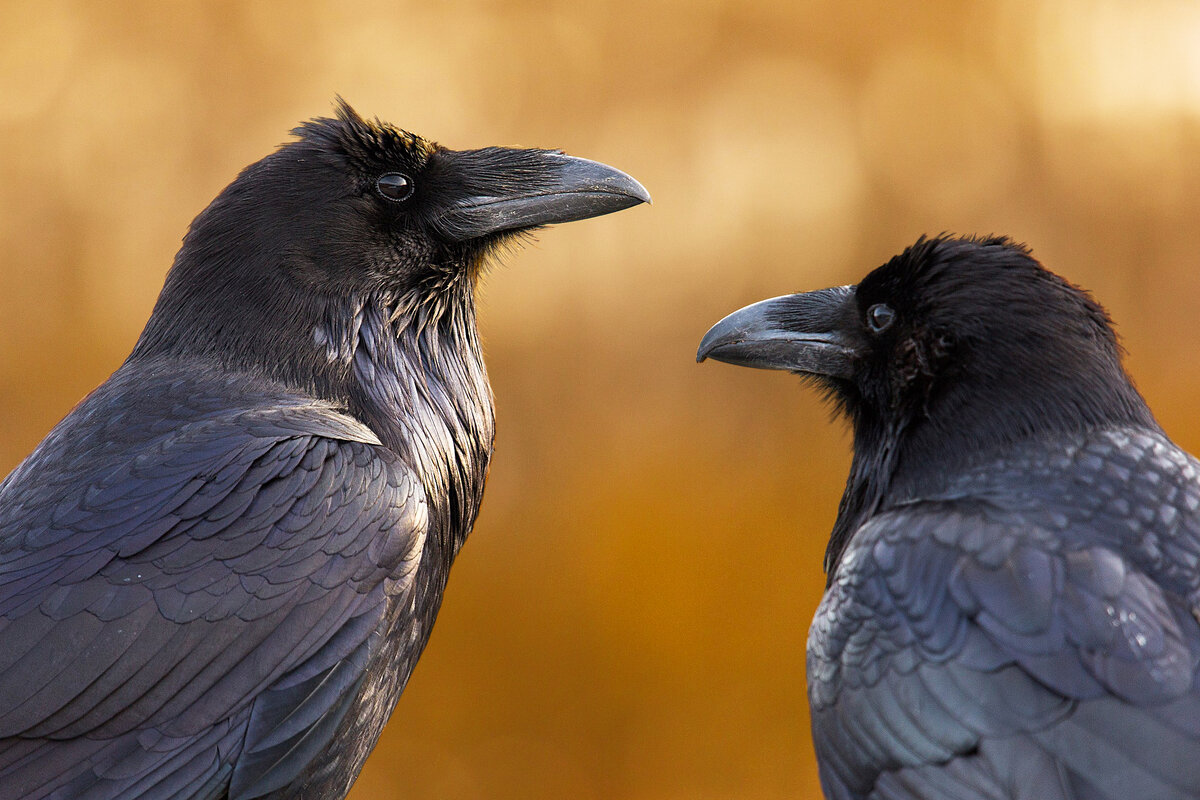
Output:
[{"xmin": 3, "ymin": 2, "xmax": 1200, "ymax": 798}]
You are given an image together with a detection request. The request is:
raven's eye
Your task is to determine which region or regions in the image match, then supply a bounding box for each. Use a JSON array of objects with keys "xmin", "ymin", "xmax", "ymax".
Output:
[
  {"xmin": 867, "ymin": 303, "xmax": 895, "ymax": 333},
  {"xmin": 376, "ymin": 173, "xmax": 414, "ymax": 202}
]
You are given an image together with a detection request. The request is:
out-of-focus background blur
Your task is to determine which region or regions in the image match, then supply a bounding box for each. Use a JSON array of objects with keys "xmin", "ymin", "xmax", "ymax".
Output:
[{"xmin": 3, "ymin": 1, "xmax": 1200, "ymax": 797}]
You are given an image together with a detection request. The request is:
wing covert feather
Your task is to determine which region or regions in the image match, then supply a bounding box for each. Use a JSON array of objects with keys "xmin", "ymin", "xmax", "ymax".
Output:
[
  {"xmin": 810, "ymin": 492, "xmax": 1200, "ymax": 799},
  {"xmin": 0, "ymin": 386, "xmax": 429, "ymax": 799}
]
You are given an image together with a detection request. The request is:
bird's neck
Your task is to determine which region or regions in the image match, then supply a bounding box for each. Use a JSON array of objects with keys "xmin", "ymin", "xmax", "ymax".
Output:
[
  {"xmin": 826, "ymin": 414, "xmax": 906, "ymax": 582},
  {"xmin": 825, "ymin": 366, "xmax": 1159, "ymax": 582},
  {"xmin": 338, "ymin": 285, "xmax": 495, "ymax": 562}
]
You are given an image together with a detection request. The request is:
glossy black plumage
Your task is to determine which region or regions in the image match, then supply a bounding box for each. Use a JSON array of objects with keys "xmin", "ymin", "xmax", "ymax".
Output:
[
  {"xmin": 699, "ymin": 236, "xmax": 1200, "ymax": 799},
  {"xmin": 0, "ymin": 102, "xmax": 648, "ymax": 799}
]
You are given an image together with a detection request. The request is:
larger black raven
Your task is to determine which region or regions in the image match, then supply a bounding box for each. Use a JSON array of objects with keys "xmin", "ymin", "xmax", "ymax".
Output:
[
  {"xmin": 698, "ymin": 236, "xmax": 1200, "ymax": 799},
  {"xmin": 0, "ymin": 102, "xmax": 647, "ymax": 799}
]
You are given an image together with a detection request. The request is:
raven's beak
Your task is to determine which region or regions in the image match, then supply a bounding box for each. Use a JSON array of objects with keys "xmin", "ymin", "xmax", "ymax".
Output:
[
  {"xmin": 433, "ymin": 149, "xmax": 650, "ymax": 242},
  {"xmin": 697, "ymin": 286, "xmax": 860, "ymax": 380}
]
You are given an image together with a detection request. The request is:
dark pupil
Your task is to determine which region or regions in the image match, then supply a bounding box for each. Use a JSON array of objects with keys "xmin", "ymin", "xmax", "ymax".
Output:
[
  {"xmin": 377, "ymin": 173, "xmax": 413, "ymax": 201},
  {"xmin": 869, "ymin": 304, "xmax": 894, "ymax": 331}
]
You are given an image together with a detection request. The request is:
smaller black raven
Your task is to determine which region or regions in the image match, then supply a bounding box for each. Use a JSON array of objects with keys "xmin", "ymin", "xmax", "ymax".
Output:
[
  {"xmin": 0, "ymin": 102, "xmax": 647, "ymax": 800},
  {"xmin": 698, "ymin": 236, "xmax": 1200, "ymax": 799}
]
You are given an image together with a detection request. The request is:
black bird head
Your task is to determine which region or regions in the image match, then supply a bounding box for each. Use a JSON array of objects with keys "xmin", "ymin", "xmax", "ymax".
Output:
[
  {"xmin": 698, "ymin": 235, "xmax": 1156, "ymax": 577},
  {"xmin": 132, "ymin": 99, "xmax": 649, "ymax": 391}
]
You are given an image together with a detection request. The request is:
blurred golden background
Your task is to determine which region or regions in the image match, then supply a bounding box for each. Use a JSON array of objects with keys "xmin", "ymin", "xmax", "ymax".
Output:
[{"xmin": 4, "ymin": 1, "xmax": 1200, "ymax": 798}]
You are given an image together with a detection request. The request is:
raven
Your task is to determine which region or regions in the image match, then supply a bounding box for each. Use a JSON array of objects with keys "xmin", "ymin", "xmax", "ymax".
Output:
[
  {"xmin": 698, "ymin": 235, "xmax": 1200, "ymax": 799},
  {"xmin": 0, "ymin": 101, "xmax": 648, "ymax": 799}
]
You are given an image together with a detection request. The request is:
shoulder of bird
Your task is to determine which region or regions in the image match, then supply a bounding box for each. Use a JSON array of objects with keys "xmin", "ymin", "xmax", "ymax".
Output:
[
  {"xmin": 1, "ymin": 355, "xmax": 381, "ymax": 518},
  {"xmin": 871, "ymin": 425, "xmax": 1200, "ymax": 592}
]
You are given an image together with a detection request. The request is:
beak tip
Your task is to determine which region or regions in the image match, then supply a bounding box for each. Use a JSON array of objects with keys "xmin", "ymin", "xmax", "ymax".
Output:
[
  {"xmin": 696, "ymin": 328, "xmax": 724, "ymax": 364},
  {"xmin": 614, "ymin": 175, "xmax": 651, "ymax": 208}
]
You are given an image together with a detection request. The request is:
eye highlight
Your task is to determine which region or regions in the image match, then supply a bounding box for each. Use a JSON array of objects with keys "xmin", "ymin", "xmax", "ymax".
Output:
[
  {"xmin": 376, "ymin": 173, "xmax": 414, "ymax": 202},
  {"xmin": 866, "ymin": 303, "xmax": 895, "ymax": 333}
]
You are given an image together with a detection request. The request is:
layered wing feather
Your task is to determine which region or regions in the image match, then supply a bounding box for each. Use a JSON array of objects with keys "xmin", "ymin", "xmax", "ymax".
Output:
[
  {"xmin": 0, "ymin": 364, "xmax": 429, "ymax": 799},
  {"xmin": 809, "ymin": 428, "xmax": 1200, "ymax": 800}
]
